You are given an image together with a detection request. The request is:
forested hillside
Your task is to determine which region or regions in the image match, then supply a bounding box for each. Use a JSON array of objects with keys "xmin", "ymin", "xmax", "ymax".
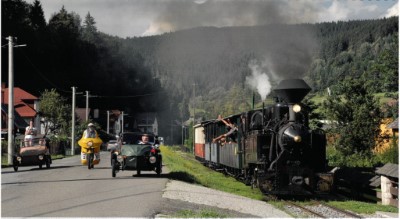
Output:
[{"xmin": 2, "ymin": 0, "xmax": 398, "ymax": 142}]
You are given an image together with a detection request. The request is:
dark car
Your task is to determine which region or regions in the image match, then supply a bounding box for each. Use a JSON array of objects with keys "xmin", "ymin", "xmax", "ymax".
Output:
[{"xmin": 111, "ymin": 132, "xmax": 162, "ymax": 177}]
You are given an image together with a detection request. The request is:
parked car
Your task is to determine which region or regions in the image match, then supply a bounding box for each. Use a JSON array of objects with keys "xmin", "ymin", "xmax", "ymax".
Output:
[
  {"xmin": 111, "ymin": 132, "xmax": 162, "ymax": 177},
  {"xmin": 107, "ymin": 140, "xmax": 118, "ymax": 151}
]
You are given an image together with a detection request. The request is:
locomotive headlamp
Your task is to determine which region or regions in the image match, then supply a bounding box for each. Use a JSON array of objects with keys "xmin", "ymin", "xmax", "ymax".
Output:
[
  {"xmin": 38, "ymin": 155, "xmax": 44, "ymax": 160},
  {"xmin": 117, "ymin": 155, "xmax": 123, "ymax": 162},
  {"xmin": 294, "ymin": 135, "xmax": 302, "ymax": 143},
  {"xmin": 87, "ymin": 141, "xmax": 93, "ymax": 147},
  {"xmin": 293, "ymin": 104, "xmax": 301, "ymax": 113},
  {"xmin": 17, "ymin": 156, "xmax": 22, "ymax": 161}
]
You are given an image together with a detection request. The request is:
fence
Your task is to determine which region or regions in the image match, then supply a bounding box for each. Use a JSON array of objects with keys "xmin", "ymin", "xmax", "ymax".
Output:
[{"xmin": 376, "ymin": 176, "xmax": 399, "ymax": 207}]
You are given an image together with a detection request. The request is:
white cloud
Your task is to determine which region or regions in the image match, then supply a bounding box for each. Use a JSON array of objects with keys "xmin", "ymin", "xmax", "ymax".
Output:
[
  {"xmin": 318, "ymin": 0, "xmax": 380, "ymax": 22},
  {"xmin": 381, "ymin": 2, "xmax": 399, "ymax": 18}
]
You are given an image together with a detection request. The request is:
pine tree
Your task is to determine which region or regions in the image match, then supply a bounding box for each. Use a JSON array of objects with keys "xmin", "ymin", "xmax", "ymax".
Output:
[
  {"xmin": 81, "ymin": 12, "xmax": 98, "ymax": 43},
  {"xmin": 29, "ymin": 0, "xmax": 46, "ymax": 30}
]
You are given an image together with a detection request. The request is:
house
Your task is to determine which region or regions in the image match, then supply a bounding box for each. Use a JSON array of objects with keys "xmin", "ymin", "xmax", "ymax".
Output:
[
  {"xmin": 1, "ymin": 104, "xmax": 28, "ymax": 138},
  {"xmin": 133, "ymin": 112, "xmax": 158, "ymax": 135},
  {"xmin": 374, "ymin": 118, "xmax": 398, "ymax": 154},
  {"xmin": 1, "ymin": 84, "xmax": 40, "ymax": 134}
]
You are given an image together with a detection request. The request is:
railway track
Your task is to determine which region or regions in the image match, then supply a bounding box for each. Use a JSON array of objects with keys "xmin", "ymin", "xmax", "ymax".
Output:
[{"xmin": 284, "ymin": 201, "xmax": 362, "ymax": 218}]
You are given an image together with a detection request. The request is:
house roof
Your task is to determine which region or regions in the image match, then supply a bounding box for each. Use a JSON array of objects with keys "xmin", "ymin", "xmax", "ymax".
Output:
[
  {"xmin": 1, "ymin": 104, "xmax": 28, "ymax": 129},
  {"xmin": 387, "ymin": 118, "xmax": 398, "ymax": 129},
  {"xmin": 375, "ymin": 163, "xmax": 398, "ymax": 178},
  {"xmin": 14, "ymin": 101, "xmax": 37, "ymax": 117},
  {"xmin": 2, "ymin": 87, "xmax": 38, "ymax": 104}
]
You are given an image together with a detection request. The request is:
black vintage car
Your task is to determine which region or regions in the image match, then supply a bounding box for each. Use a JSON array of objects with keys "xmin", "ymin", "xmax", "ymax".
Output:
[{"xmin": 111, "ymin": 132, "xmax": 162, "ymax": 177}]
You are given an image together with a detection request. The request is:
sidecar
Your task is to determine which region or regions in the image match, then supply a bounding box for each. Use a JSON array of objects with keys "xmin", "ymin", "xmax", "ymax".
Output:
[
  {"xmin": 13, "ymin": 135, "xmax": 51, "ymax": 171},
  {"xmin": 111, "ymin": 132, "xmax": 162, "ymax": 177}
]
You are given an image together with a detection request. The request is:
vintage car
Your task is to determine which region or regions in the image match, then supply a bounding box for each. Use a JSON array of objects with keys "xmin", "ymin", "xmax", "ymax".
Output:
[
  {"xmin": 13, "ymin": 135, "xmax": 51, "ymax": 171},
  {"xmin": 111, "ymin": 132, "xmax": 162, "ymax": 177}
]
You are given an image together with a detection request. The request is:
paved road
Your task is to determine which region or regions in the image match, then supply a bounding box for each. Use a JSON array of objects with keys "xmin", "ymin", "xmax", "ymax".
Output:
[{"xmin": 1, "ymin": 151, "xmax": 170, "ymax": 217}]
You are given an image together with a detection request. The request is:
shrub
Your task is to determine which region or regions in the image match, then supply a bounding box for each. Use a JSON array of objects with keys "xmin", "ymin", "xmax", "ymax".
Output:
[
  {"xmin": 327, "ymin": 145, "xmax": 381, "ymax": 167},
  {"xmin": 377, "ymin": 135, "xmax": 399, "ymax": 164}
]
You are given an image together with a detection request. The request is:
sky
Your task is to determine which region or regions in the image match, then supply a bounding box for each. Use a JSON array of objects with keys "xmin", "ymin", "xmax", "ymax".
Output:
[{"xmin": 26, "ymin": 0, "xmax": 399, "ymax": 38}]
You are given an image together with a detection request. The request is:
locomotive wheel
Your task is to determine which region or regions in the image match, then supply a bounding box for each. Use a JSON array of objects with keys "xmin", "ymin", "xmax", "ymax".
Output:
[
  {"xmin": 137, "ymin": 169, "xmax": 141, "ymax": 176},
  {"xmin": 39, "ymin": 163, "xmax": 43, "ymax": 169}
]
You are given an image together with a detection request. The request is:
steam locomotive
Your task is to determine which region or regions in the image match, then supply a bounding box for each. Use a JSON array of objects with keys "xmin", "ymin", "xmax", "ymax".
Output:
[{"xmin": 194, "ymin": 79, "xmax": 334, "ymax": 196}]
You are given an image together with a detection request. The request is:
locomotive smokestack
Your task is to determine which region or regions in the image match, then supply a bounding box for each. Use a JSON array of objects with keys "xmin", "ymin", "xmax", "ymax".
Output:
[{"xmin": 273, "ymin": 79, "xmax": 311, "ymax": 103}]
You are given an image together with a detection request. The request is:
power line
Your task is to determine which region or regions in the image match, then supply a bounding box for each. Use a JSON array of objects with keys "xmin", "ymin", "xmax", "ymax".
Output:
[{"xmin": 19, "ymin": 49, "xmax": 71, "ymax": 93}]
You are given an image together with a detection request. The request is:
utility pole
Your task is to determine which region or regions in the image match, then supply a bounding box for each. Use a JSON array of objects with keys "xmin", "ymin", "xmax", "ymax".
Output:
[
  {"xmin": 71, "ymin": 87, "xmax": 76, "ymax": 156},
  {"xmin": 7, "ymin": 36, "xmax": 26, "ymax": 165},
  {"xmin": 85, "ymin": 91, "xmax": 89, "ymax": 121},
  {"xmin": 121, "ymin": 111, "xmax": 124, "ymax": 133},
  {"xmin": 7, "ymin": 36, "xmax": 14, "ymax": 165},
  {"xmin": 107, "ymin": 110, "xmax": 110, "ymax": 134},
  {"xmin": 181, "ymin": 123, "xmax": 184, "ymax": 146}
]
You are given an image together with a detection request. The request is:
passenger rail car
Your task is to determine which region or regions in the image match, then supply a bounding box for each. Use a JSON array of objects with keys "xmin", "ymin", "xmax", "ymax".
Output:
[{"xmin": 193, "ymin": 79, "xmax": 334, "ymax": 196}]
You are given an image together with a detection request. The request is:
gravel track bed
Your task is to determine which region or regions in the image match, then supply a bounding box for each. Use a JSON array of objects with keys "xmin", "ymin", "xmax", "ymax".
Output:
[{"xmin": 162, "ymin": 180, "xmax": 291, "ymax": 218}]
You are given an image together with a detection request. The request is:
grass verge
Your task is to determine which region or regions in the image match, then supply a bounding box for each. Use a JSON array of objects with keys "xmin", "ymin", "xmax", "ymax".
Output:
[
  {"xmin": 161, "ymin": 145, "xmax": 263, "ymax": 200},
  {"xmin": 160, "ymin": 145, "xmax": 399, "ymax": 215}
]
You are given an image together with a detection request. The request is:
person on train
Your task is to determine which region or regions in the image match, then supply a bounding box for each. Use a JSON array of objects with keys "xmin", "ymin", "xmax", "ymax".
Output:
[
  {"xmin": 138, "ymin": 134, "xmax": 151, "ymax": 144},
  {"xmin": 212, "ymin": 115, "xmax": 238, "ymax": 144}
]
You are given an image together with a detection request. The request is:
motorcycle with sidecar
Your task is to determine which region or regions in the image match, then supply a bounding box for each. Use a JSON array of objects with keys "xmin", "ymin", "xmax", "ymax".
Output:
[{"xmin": 111, "ymin": 132, "xmax": 162, "ymax": 177}]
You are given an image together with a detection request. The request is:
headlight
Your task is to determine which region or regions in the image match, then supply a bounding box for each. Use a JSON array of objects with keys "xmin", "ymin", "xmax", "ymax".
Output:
[
  {"xmin": 149, "ymin": 156, "xmax": 157, "ymax": 164},
  {"xmin": 87, "ymin": 141, "xmax": 93, "ymax": 147},
  {"xmin": 293, "ymin": 104, "xmax": 301, "ymax": 113},
  {"xmin": 117, "ymin": 155, "xmax": 123, "ymax": 162},
  {"xmin": 294, "ymin": 135, "xmax": 302, "ymax": 143},
  {"xmin": 17, "ymin": 156, "xmax": 22, "ymax": 161},
  {"xmin": 38, "ymin": 155, "xmax": 44, "ymax": 160}
]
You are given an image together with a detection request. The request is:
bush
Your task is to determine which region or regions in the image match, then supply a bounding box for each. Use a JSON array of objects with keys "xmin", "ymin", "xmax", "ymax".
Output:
[
  {"xmin": 377, "ymin": 136, "xmax": 399, "ymax": 164},
  {"xmin": 327, "ymin": 145, "xmax": 381, "ymax": 167}
]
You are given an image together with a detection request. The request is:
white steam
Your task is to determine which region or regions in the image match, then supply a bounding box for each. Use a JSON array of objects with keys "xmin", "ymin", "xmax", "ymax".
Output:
[{"xmin": 246, "ymin": 60, "xmax": 272, "ymax": 101}]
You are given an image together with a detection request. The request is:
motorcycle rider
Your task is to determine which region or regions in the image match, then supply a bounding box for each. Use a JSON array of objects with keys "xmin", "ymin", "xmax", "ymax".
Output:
[{"xmin": 83, "ymin": 123, "xmax": 97, "ymax": 138}]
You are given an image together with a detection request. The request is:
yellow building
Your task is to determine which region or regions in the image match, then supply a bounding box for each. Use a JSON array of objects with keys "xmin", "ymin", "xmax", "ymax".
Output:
[{"xmin": 374, "ymin": 118, "xmax": 398, "ymax": 154}]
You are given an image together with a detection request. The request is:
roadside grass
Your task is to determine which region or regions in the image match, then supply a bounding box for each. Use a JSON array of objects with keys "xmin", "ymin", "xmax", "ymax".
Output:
[
  {"xmin": 327, "ymin": 200, "xmax": 398, "ymax": 214},
  {"xmin": 168, "ymin": 209, "xmax": 228, "ymax": 218},
  {"xmin": 161, "ymin": 145, "xmax": 399, "ymax": 215},
  {"xmin": 161, "ymin": 145, "xmax": 264, "ymax": 200}
]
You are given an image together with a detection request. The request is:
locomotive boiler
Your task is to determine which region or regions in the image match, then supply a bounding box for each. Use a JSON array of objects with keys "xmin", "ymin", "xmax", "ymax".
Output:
[{"xmin": 194, "ymin": 79, "xmax": 334, "ymax": 196}]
